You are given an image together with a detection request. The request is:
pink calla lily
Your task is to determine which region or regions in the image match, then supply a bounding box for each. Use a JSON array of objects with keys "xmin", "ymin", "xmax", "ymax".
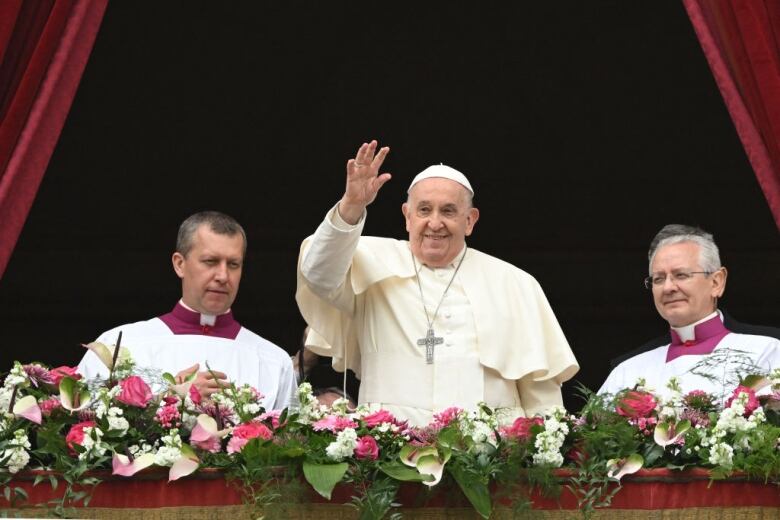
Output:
[
  {"xmin": 112, "ymin": 453, "xmax": 156, "ymax": 477},
  {"xmin": 59, "ymin": 377, "xmax": 91, "ymax": 412},
  {"xmin": 607, "ymin": 454, "xmax": 644, "ymax": 481},
  {"xmin": 83, "ymin": 342, "xmax": 129, "ymax": 370},
  {"xmin": 399, "ymin": 444, "xmax": 451, "ymax": 487},
  {"xmin": 654, "ymin": 420, "xmax": 691, "ymax": 448},
  {"xmin": 190, "ymin": 414, "xmax": 232, "ymax": 453},
  {"xmin": 12, "ymin": 395, "xmax": 41, "ymax": 424},
  {"xmin": 168, "ymin": 445, "xmax": 200, "ymax": 482}
]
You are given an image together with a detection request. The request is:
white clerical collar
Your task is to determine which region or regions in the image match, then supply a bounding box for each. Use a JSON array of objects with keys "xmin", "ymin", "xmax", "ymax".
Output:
[
  {"xmin": 412, "ymin": 245, "xmax": 468, "ymax": 274},
  {"xmin": 178, "ymin": 299, "xmax": 230, "ymax": 326},
  {"xmin": 670, "ymin": 310, "xmax": 722, "ymax": 342}
]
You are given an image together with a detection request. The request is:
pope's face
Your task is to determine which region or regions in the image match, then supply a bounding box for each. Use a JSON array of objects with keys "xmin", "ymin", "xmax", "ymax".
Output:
[
  {"xmin": 650, "ymin": 242, "xmax": 726, "ymax": 327},
  {"xmin": 172, "ymin": 225, "xmax": 244, "ymax": 315},
  {"xmin": 402, "ymin": 178, "xmax": 479, "ymax": 268}
]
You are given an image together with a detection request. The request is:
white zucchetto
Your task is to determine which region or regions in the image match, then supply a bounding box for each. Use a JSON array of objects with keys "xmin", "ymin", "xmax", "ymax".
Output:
[{"xmin": 407, "ymin": 164, "xmax": 474, "ymax": 195}]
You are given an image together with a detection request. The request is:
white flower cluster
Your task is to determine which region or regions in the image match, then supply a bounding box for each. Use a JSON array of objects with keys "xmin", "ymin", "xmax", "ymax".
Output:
[
  {"xmin": 296, "ymin": 382, "xmax": 324, "ymax": 424},
  {"xmin": 532, "ymin": 406, "xmax": 570, "ymax": 468},
  {"xmin": 460, "ymin": 406, "xmax": 498, "ymax": 456},
  {"xmin": 107, "ymin": 407, "xmax": 130, "ymax": 436},
  {"xmin": 0, "ymin": 387, "xmax": 13, "ymax": 413},
  {"xmin": 154, "ymin": 429, "xmax": 183, "ymax": 466},
  {"xmin": 325, "ymin": 428, "xmax": 358, "ymax": 461},
  {"xmin": 770, "ymin": 368, "xmax": 780, "ymax": 390},
  {"xmin": 111, "ymin": 351, "xmax": 136, "ymax": 381},
  {"xmin": 79, "ymin": 426, "xmax": 109, "ymax": 462},
  {"xmin": 4, "ymin": 363, "xmax": 28, "ymax": 388},
  {"xmin": 128, "ymin": 441, "xmax": 157, "ymax": 457},
  {"xmin": 94, "ymin": 386, "xmax": 122, "ymax": 419},
  {"xmin": 657, "ymin": 378, "xmax": 684, "ymax": 421},
  {"xmin": 699, "ymin": 391, "xmax": 765, "ymax": 469},
  {"xmin": 2, "ymin": 429, "xmax": 31, "ymax": 473}
]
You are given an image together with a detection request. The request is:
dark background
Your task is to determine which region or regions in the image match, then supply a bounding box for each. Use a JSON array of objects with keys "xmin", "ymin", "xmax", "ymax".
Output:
[{"xmin": 1, "ymin": 2, "xmax": 778, "ymax": 409}]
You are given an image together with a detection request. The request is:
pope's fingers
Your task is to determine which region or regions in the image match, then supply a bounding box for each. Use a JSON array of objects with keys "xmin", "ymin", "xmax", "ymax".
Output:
[
  {"xmin": 371, "ymin": 146, "xmax": 390, "ymax": 169},
  {"xmin": 197, "ymin": 370, "xmax": 227, "ymax": 380}
]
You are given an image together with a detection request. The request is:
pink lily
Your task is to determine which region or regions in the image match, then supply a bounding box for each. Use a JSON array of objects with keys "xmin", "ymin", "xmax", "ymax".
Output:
[
  {"xmin": 169, "ymin": 445, "xmax": 200, "ymax": 482},
  {"xmin": 112, "ymin": 453, "xmax": 156, "ymax": 477},
  {"xmin": 607, "ymin": 453, "xmax": 644, "ymax": 481},
  {"xmin": 399, "ymin": 444, "xmax": 449, "ymax": 486},
  {"xmin": 59, "ymin": 377, "xmax": 91, "ymax": 412},
  {"xmin": 190, "ymin": 414, "xmax": 232, "ymax": 453},
  {"xmin": 82, "ymin": 342, "xmax": 129, "ymax": 370},
  {"xmin": 654, "ymin": 420, "xmax": 691, "ymax": 448},
  {"xmin": 12, "ymin": 395, "xmax": 41, "ymax": 424}
]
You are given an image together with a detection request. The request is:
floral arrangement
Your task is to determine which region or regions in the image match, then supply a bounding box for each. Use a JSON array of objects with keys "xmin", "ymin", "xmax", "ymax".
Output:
[{"xmin": 3, "ymin": 343, "xmax": 780, "ymax": 518}]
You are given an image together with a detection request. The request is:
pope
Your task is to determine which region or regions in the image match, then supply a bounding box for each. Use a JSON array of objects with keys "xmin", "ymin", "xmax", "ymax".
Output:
[{"xmin": 296, "ymin": 140, "xmax": 579, "ymax": 426}]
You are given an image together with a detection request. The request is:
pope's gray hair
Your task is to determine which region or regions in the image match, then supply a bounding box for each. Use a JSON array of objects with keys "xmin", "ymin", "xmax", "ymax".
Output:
[
  {"xmin": 647, "ymin": 224, "xmax": 721, "ymax": 274},
  {"xmin": 176, "ymin": 211, "xmax": 247, "ymax": 257},
  {"xmin": 406, "ymin": 183, "xmax": 474, "ymax": 208}
]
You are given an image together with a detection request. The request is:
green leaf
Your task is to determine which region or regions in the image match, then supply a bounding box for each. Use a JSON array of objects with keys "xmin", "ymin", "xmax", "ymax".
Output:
[
  {"xmin": 448, "ymin": 464, "xmax": 491, "ymax": 519},
  {"xmin": 379, "ymin": 461, "xmax": 434, "ymax": 482},
  {"xmin": 302, "ymin": 461, "xmax": 348, "ymax": 500},
  {"xmin": 162, "ymin": 372, "xmax": 177, "ymax": 385}
]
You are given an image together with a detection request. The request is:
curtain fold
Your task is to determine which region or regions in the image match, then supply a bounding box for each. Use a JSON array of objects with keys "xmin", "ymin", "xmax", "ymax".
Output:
[
  {"xmin": 684, "ymin": 0, "xmax": 780, "ymax": 231},
  {"xmin": 0, "ymin": 0, "xmax": 107, "ymax": 279}
]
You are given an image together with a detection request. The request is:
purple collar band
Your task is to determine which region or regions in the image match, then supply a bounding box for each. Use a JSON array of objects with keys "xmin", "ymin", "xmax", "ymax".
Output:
[
  {"xmin": 158, "ymin": 303, "xmax": 241, "ymax": 340},
  {"xmin": 666, "ymin": 315, "xmax": 730, "ymax": 362}
]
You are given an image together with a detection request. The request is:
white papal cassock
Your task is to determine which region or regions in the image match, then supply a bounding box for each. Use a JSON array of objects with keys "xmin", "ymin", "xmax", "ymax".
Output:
[
  {"xmin": 296, "ymin": 205, "xmax": 579, "ymax": 426},
  {"xmin": 77, "ymin": 303, "xmax": 297, "ymax": 411}
]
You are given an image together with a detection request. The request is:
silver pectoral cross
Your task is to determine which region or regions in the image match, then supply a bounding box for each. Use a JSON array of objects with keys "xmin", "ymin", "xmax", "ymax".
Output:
[{"xmin": 417, "ymin": 328, "xmax": 444, "ymax": 364}]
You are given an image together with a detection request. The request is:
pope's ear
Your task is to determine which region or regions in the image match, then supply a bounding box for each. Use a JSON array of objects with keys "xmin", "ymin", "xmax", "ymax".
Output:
[
  {"xmin": 401, "ymin": 202, "xmax": 411, "ymax": 231},
  {"xmin": 172, "ymin": 252, "xmax": 186, "ymax": 279},
  {"xmin": 465, "ymin": 207, "xmax": 479, "ymax": 236}
]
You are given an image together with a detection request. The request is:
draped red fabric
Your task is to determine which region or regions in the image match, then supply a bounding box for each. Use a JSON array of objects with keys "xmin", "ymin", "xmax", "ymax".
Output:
[
  {"xmin": 684, "ymin": 0, "xmax": 780, "ymax": 231},
  {"xmin": 0, "ymin": 0, "xmax": 108, "ymax": 279}
]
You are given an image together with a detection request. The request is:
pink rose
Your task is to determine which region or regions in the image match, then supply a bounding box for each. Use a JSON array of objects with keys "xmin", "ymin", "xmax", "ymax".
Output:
[
  {"xmin": 116, "ymin": 376, "xmax": 153, "ymax": 407},
  {"xmin": 500, "ymin": 416, "xmax": 544, "ymax": 440},
  {"xmin": 616, "ymin": 390, "xmax": 657, "ymax": 419},
  {"xmin": 725, "ymin": 385, "xmax": 760, "ymax": 416},
  {"xmin": 65, "ymin": 420, "xmax": 96, "ymax": 455},
  {"xmin": 189, "ymin": 384, "xmax": 202, "ymax": 405},
  {"xmin": 363, "ymin": 409, "xmax": 397, "ymax": 428},
  {"xmin": 50, "ymin": 366, "xmax": 81, "ymax": 386},
  {"xmin": 354, "ymin": 435, "xmax": 379, "ymax": 460},
  {"xmin": 227, "ymin": 421, "xmax": 273, "ymax": 454}
]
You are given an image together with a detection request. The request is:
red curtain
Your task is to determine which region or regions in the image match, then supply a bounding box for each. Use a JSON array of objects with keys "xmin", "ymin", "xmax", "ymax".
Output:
[
  {"xmin": 684, "ymin": 0, "xmax": 780, "ymax": 231},
  {"xmin": 0, "ymin": 0, "xmax": 107, "ymax": 279}
]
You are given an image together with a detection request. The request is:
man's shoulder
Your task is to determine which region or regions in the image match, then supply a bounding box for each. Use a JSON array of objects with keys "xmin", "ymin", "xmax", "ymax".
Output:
[
  {"xmin": 614, "ymin": 344, "xmax": 669, "ymax": 371},
  {"xmin": 234, "ymin": 327, "xmax": 292, "ymax": 366},
  {"xmin": 467, "ymin": 247, "xmax": 539, "ymax": 282},
  {"xmin": 96, "ymin": 317, "xmax": 170, "ymax": 343}
]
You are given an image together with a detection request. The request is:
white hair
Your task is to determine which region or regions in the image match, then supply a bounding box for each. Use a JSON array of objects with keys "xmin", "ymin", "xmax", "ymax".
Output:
[{"xmin": 647, "ymin": 224, "xmax": 721, "ymax": 274}]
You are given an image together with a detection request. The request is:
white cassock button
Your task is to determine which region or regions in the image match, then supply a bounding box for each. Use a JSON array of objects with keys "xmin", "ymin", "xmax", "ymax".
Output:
[
  {"xmin": 444, "ymin": 312, "xmax": 451, "ymax": 319},
  {"xmin": 446, "ymin": 329, "xmax": 452, "ymax": 335},
  {"xmin": 446, "ymin": 341, "xmax": 453, "ymax": 347}
]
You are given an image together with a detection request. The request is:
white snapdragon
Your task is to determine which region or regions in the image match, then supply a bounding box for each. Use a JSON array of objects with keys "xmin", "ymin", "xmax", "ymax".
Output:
[
  {"xmin": 107, "ymin": 407, "xmax": 130, "ymax": 435},
  {"xmin": 0, "ymin": 387, "xmax": 13, "ymax": 412},
  {"xmin": 325, "ymin": 428, "xmax": 358, "ymax": 461},
  {"xmin": 2, "ymin": 429, "xmax": 31, "ymax": 473},
  {"xmin": 242, "ymin": 403, "xmax": 262, "ymax": 416},
  {"xmin": 296, "ymin": 382, "xmax": 324, "ymax": 424},
  {"xmin": 708, "ymin": 442, "xmax": 734, "ymax": 468},
  {"xmin": 154, "ymin": 429, "xmax": 183, "ymax": 466},
  {"xmin": 460, "ymin": 408, "xmax": 498, "ymax": 455},
  {"xmin": 4, "ymin": 363, "xmax": 28, "ymax": 388},
  {"xmin": 532, "ymin": 406, "xmax": 569, "ymax": 468},
  {"xmin": 79, "ymin": 426, "xmax": 108, "ymax": 462},
  {"xmin": 770, "ymin": 368, "xmax": 780, "ymax": 390}
]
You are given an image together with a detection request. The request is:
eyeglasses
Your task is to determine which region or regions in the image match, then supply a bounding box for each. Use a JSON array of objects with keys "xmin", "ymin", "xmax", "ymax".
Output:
[{"xmin": 643, "ymin": 271, "xmax": 712, "ymax": 289}]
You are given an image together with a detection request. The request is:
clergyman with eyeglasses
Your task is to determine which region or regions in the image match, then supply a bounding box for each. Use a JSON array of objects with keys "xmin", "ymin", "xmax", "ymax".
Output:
[{"xmin": 599, "ymin": 224, "xmax": 780, "ymax": 399}]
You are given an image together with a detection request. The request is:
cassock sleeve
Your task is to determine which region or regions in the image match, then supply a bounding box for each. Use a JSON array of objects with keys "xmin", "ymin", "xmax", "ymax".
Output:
[
  {"xmin": 296, "ymin": 204, "xmax": 366, "ymax": 375},
  {"xmin": 517, "ymin": 376, "xmax": 564, "ymax": 416}
]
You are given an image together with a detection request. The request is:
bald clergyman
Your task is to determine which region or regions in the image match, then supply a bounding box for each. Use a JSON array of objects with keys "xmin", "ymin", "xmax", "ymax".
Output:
[{"xmin": 296, "ymin": 140, "xmax": 579, "ymax": 426}]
